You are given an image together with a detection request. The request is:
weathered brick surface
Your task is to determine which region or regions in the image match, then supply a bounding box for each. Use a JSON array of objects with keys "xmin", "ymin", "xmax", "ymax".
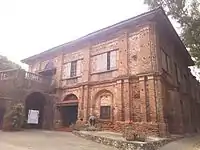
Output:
[
  {"xmin": 98, "ymin": 121, "xmax": 159, "ymax": 136},
  {"xmin": 21, "ymin": 11, "xmax": 200, "ymax": 137}
]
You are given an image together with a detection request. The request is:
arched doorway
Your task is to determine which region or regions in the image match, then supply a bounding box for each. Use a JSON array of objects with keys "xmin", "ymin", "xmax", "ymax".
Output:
[
  {"xmin": 60, "ymin": 94, "xmax": 78, "ymax": 127},
  {"xmin": 25, "ymin": 92, "xmax": 46, "ymax": 129}
]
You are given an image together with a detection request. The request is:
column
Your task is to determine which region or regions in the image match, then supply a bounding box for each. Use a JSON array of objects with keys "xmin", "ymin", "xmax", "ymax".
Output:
[
  {"xmin": 57, "ymin": 53, "xmax": 64, "ymax": 87},
  {"xmin": 118, "ymin": 32, "xmax": 128, "ymax": 76},
  {"xmin": 82, "ymin": 48, "xmax": 90, "ymax": 82},
  {"xmin": 139, "ymin": 76, "xmax": 147, "ymax": 122},
  {"xmin": 78, "ymin": 86, "xmax": 84, "ymax": 119},
  {"xmin": 83, "ymin": 85, "xmax": 89, "ymax": 121},
  {"xmin": 115, "ymin": 80, "xmax": 123, "ymax": 121},
  {"xmin": 155, "ymin": 77, "xmax": 167, "ymax": 136},
  {"xmin": 147, "ymin": 75, "xmax": 157, "ymax": 122},
  {"xmin": 124, "ymin": 79, "xmax": 130, "ymax": 122}
]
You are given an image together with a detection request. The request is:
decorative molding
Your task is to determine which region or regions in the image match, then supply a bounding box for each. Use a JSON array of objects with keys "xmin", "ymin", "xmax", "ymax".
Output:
[
  {"xmin": 147, "ymin": 76, "xmax": 154, "ymax": 80},
  {"xmin": 124, "ymin": 79, "xmax": 129, "ymax": 83}
]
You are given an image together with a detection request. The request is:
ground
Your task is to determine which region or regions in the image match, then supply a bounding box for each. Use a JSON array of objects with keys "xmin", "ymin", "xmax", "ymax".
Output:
[
  {"xmin": 1, "ymin": 130, "xmax": 200, "ymax": 150},
  {"xmin": 0, "ymin": 130, "xmax": 117, "ymax": 150},
  {"xmin": 160, "ymin": 135, "xmax": 200, "ymax": 150}
]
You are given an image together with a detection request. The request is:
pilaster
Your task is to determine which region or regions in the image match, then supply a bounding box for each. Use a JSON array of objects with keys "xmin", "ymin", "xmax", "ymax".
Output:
[
  {"xmin": 147, "ymin": 75, "xmax": 157, "ymax": 122},
  {"xmin": 118, "ymin": 32, "xmax": 128, "ymax": 76},
  {"xmin": 82, "ymin": 47, "xmax": 90, "ymax": 82},
  {"xmin": 124, "ymin": 79, "xmax": 130, "ymax": 122},
  {"xmin": 58, "ymin": 53, "xmax": 64, "ymax": 87},
  {"xmin": 78, "ymin": 86, "xmax": 84, "ymax": 119},
  {"xmin": 139, "ymin": 76, "xmax": 147, "ymax": 122},
  {"xmin": 115, "ymin": 80, "xmax": 123, "ymax": 121},
  {"xmin": 83, "ymin": 85, "xmax": 89, "ymax": 121}
]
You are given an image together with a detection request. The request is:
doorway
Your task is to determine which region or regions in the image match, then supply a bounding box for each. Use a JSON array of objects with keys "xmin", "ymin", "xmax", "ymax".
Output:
[
  {"xmin": 25, "ymin": 92, "xmax": 46, "ymax": 129},
  {"xmin": 61, "ymin": 105, "xmax": 78, "ymax": 126},
  {"xmin": 60, "ymin": 94, "xmax": 78, "ymax": 127}
]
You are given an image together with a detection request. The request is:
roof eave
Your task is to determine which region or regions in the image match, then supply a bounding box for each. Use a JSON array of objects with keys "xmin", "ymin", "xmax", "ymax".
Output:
[{"xmin": 21, "ymin": 7, "xmax": 163, "ymax": 64}]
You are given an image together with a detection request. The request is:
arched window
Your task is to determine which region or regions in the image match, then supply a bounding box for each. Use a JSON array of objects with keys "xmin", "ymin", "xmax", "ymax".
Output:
[
  {"xmin": 95, "ymin": 91, "xmax": 112, "ymax": 120},
  {"xmin": 64, "ymin": 94, "xmax": 78, "ymax": 101}
]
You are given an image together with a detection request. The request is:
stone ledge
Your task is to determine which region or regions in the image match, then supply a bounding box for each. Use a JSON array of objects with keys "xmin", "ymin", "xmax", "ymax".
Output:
[{"xmin": 73, "ymin": 131, "xmax": 180, "ymax": 150}]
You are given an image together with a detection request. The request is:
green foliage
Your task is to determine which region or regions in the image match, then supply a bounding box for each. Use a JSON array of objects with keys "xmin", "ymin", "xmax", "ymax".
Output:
[
  {"xmin": 0, "ymin": 55, "xmax": 21, "ymax": 70},
  {"xmin": 144, "ymin": 0, "xmax": 200, "ymax": 66},
  {"xmin": 2, "ymin": 103, "xmax": 25, "ymax": 131}
]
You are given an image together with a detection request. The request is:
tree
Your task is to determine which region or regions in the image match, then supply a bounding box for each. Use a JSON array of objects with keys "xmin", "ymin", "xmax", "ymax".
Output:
[
  {"xmin": 144, "ymin": 0, "xmax": 200, "ymax": 66},
  {"xmin": 0, "ymin": 55, "xmax": 21, "ymax": 70}
]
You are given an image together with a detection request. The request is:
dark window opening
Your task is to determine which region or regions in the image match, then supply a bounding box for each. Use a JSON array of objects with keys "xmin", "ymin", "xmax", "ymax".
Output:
[
  {"xmin": 107, "ymin": 52, "xmax": 111, "ymax": 70},
  {"xmin": 70, "ymin": 61, "xmax": 77, "ymax": 77},
  {"xmin": 174, "ymin": 63, "xmax": 179, "ymax": 83},
  {"xmin": 100, "ymin": 106, "xmax": 111, "ymax": 119}
]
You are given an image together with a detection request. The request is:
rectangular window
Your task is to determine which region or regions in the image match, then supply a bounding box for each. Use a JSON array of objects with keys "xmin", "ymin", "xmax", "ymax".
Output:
[
  {"xmin": 91, "ymin": 50, "xmax": 117, "ymax": 73},
  {"xmin": 100, "ymin": 106, "xmax": 111, "ymax": 119},
  {"xmin": 70, "ymin": 60, "xmax": 77, "ymax": 77},
  {"xmin": 161, "ymin": 48, "xmax": 172, "ymax": 73},
  {"xmin": 62, "ymin": 60, "xmax": 82, "ymax": 79},
  {"xmin": 174, "ymin": 63, "xmax": 180, "ymax": 83},
  {"xmin": 107, "ymin": 51, "xmax": 111, "ymax": 70},
  {"xmin": 110, "ymin": 50, "xmax": 117, "ymax": 69},
  {"xmin": 165, "ymin": 55, "xmax": 169, "ymax": 72}
]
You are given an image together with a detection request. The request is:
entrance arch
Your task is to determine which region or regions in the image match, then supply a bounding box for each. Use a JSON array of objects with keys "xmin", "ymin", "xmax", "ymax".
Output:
[
  {"xmin": 25, "ymin": 92, "xmax": 46, "ymax": 129},
  {"xmin": 60, "ymin": 94, "xmax": 78, "ymax": 127}
]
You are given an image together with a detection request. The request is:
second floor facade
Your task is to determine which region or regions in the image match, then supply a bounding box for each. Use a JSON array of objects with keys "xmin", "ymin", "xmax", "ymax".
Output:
[
  {"xmin": 22, "ymin": 8, "xmax": 198, "ymax": 100},
  {"xmin": 25, "ymin": 23, "xmax": 158, "ymax": 88}
]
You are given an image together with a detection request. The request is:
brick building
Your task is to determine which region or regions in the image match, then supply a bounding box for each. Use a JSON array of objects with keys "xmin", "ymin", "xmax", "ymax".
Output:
[{"xmin": 20, "ymin": 7, "xmax": 200, "ymax": 135}]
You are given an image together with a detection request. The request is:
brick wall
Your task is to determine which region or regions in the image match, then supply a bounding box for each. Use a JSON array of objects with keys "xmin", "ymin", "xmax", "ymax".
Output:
[{"xmin": 27, "ymin": 20, "xmax": 200, "ymax": 136}]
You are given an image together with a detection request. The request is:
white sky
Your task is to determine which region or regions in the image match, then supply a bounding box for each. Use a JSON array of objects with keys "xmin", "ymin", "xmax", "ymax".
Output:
[
  {"xmin": 1, "ymin": 0, "xmax": 199, "ymax": 80},
  {"xmin": 0, "ymin": 0, "xmax": 148, "ymax": 68}
]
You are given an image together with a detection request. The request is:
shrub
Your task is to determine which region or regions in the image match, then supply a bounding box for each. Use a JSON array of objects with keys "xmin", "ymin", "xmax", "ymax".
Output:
[
  {"xmin": 123, "ymin": 123, "xmax": 146, "ymax": 142},
  {"xmin": 2, "ymin": 103, "xmax": 25, "ymax": 131},
  {"xmin": 70, "ymin": 120, "xmax": 87, "ymax": 131}
]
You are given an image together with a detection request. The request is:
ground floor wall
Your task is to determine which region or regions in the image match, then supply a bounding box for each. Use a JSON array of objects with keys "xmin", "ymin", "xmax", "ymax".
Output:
[
  {"xmin": 162, "ymin": 79, "xmax": 200, "ymax": 134},
  {"xmin": 0, "ymin": 91, "xmax": 57, "ymax": 130},
  {"xmin": 55, "ymin": 74, "xmax": 167, "ymax": 136},
  {"xmin": 0, "ymin": 97, "xmax": 12, "ymax": 129},
  {"xmin": 2, "ymin": 73, "xmax": 200, "ymax": 136}
]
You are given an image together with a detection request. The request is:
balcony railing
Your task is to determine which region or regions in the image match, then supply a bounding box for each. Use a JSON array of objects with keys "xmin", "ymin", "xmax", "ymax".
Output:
[
  {"xmin": 0, "ymin": 69, "xmax": 53, "ymax": 92},
  {"xmin": 25, "ymin": 71, "xmax": 51, "ymax": 84},
  {"xmin": 0, "ymin": 69, "xmax": 18, "ymax": 80}
]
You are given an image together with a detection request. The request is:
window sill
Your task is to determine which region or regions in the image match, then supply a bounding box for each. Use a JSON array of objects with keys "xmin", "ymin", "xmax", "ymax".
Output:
[
  {"xmin": 61, "ymin": 76, "xmax": 81, "ymax": 81},
  {"xmin": 98, "ymin": 119, "xmax": 112, "ymax": 122},
  {"xmin": 91, "ymin": 68, "xmax": 117, "ymax": 75}
]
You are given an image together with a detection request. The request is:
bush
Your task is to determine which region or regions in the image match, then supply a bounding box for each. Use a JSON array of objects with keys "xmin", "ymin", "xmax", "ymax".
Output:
[
  {"xmin": 123, "ymin": 124, "xmax": 146, "ymax": 142},
  {"xmin": 70, "ymin": 120, "xmax": 88, "ymax": 131},
  {"xmin": 2, "ymin": 103, "xmax": 25, "ymax": 131}
]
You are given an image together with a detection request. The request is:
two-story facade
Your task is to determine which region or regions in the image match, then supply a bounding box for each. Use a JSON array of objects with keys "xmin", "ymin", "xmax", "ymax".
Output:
[{"xmin": 21, "ymin": 7, "xmax": 200, "ymax": 136}]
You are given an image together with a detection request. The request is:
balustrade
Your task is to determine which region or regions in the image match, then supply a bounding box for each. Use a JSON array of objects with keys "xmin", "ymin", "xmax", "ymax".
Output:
[
  {"xmin": 0, "ymin": 69, "xmax": 18, "ymax": 80},
  {"xmin": 0, "ymin": 69, "xmax": 53, "ymax": 91}
]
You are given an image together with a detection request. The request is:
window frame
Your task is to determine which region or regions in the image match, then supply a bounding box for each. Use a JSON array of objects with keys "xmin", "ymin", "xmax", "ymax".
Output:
[
  {"xmin": 70, "ymin": 60, "xmax": 77, "ymax": 78},
  {"xmin": 100, "ymin": 106, "xmax": 111, "ymax": 120},
  {"xmin": 161, "ymin": 48, "xmax": 171, "ymax": 72},
  {"xmin": 91, "ymin": 50, "xmax": 117, "ymax": 73},
  {"xmin": 107, "ymin": 51, "xmax": 111, "ymax": 71}
]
